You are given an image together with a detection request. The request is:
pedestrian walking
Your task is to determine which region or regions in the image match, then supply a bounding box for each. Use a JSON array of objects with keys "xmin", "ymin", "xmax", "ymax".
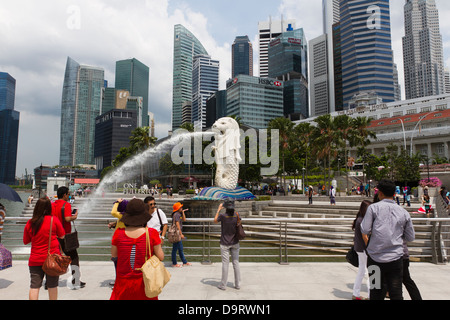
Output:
[
  {"xmin": 110, "ymin": 198, "xmax": 164, "ymax": 300},
  {"xmin": 395, "ymin": 186, "xmax": 401, "ymax": 205},
  {"xmin": 171, "ymin": 202, "xmax": 191, "ymax": 267},
  {"xmin": 214, "ymin": 200, "xmax": 241, "ymax": 290},
  {"xmin": 329, "ymin": 186, "xmax": 336, "ymax": 205},
  {"xmin": 351, "ymin": 200, "xmax": 372, "ymax": 300},
  {"xmin": 23, "ymin": 198, "xmax": 65, "ymax": 300},
  {"xmin": 402, "ymin": 241, "xmax": 422, "ymax": 300},
  {"xmin": 51, "ymin": 186, "xmax": 85, "ymax": 289},
  {"xmin": 308, "ymin": 186, "xmax": 313, "ymax": 205},
  {"xmin": 361, "ymin": 179, "xmax": 415, "ymax": 300}
]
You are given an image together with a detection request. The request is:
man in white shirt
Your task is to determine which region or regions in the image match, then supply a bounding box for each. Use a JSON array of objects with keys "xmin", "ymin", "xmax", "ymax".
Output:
[{"xmin": 144, "ymin": 196, "xmax": 168, "ymax": 242}]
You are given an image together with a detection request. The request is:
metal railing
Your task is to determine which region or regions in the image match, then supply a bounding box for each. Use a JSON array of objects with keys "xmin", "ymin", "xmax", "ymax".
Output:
[
  {"xmin": 433, "ymin": 195, "xmax": 450, "ymax": 264},
  {"xmin": 3, "ymin": 216, "xmax": 450, "ymax": 264}
]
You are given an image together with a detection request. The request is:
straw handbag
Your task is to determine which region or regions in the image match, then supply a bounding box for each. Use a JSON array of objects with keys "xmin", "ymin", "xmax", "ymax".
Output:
[
  {"xmin": 137, "ymin": 228, "xmax": 171, "ymax": 298},
  {"xmin": 42, "ymin": 217, "xmax": 72, "ymax": 277}
]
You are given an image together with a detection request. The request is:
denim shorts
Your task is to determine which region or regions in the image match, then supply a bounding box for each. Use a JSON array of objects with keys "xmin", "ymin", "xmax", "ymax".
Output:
[{"xmin": 29, "ymin": 266, "xmax": 59, "ymax": 289}]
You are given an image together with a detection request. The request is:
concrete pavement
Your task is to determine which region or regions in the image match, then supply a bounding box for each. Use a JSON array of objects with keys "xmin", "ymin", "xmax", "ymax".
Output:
[{"xmin": 1, "ymin": 261, "xmax": 449, "ymax": 300}]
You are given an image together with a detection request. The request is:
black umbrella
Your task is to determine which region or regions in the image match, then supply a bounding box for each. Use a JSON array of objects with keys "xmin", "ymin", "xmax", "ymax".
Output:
[{"xmin": 0, "ymin": 183, "xmax": 23, "ymax": 203}]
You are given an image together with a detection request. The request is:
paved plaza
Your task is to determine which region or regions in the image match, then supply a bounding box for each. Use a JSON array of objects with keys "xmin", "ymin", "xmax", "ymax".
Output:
[{"xmin": 1, "ymin": 260, "xmax": 450, "ymax": 301}]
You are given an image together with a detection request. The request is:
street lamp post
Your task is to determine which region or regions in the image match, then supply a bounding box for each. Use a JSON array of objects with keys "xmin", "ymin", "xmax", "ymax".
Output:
[{"xmin": 410, "ymin": 111, "xmax": 439, "ymax": 157}]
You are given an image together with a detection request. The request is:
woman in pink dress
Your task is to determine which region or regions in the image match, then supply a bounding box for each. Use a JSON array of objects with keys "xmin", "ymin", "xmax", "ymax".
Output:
[{"xmin": 110, "ymin": 199, "xmax": 164, "ymax": 300}]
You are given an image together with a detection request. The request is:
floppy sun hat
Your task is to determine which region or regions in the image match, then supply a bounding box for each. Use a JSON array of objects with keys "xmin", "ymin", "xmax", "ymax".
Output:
[
  {"xmin": 121, "ymin": 199, "xmax": 151, "ymax": 227},
  {"xmin": 173, "ymin": 202, "xmax": 183, "ymax": 212}
]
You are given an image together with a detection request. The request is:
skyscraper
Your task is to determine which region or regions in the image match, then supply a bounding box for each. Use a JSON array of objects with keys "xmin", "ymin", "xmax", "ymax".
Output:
[
  {"xmin": 258, "ymin": 17, "xmax": 296, "ymax": 78},
  {"xmin": 192, "ymin": 54, "xmax": 219, "ymax": 130},
  {"xmin": 115, "ymin": 58, "xmax": 150, "ymax": 127},
  {"xmin": 403, "ymin": 0, "xmax": 445, "ymax": 100},
  {"xmin": 339, "ymin": 0, "xmax": 395, "ymax": 108},
  {"xmin": 232, "ymin": 36, "xmax": 253, "ymax": 77},
  {"xmin": 60, "ymin": 57, "xmax": 104, "ymax": 166},
  {"xmin": 0, "ymin": 72, "xmax": 20, "ymax": 184},
  {"xmin": 172, "ymin": 24, "xmax": 208, "ymax": 131},
  {"xmin": 226, "ymin": 75, "xmax": 284, "ymax": 129},
  {"xmin": 268, "ymin": 28, "xmax": 309, "ymax": 120}
]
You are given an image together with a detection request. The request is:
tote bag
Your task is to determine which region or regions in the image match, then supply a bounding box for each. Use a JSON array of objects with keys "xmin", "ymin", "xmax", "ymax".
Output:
[{"xmin": 137, "ymin": 228, "xmax": 171, "ymax": 298}]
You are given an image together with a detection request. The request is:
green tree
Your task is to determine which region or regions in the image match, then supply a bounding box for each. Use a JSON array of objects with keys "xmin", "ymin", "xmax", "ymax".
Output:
[
  {"xmin": 268, "ymin": 117, "xmax": 294, "ymax": 190},
  {"xmin": 312, "ymin": 114, "xmax": 341, "ymax": 188}
]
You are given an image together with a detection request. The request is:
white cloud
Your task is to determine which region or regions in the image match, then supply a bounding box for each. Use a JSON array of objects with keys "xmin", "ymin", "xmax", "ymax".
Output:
[{"xmin": 3, "ymin": 0, "xmax": 450, "ymax": 177}]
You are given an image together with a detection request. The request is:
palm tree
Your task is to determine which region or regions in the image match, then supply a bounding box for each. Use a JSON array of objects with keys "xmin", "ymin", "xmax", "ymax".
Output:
[
  {"xmin": 351, "ymin": 117, "xmax": 376, "ymax": 184},
  {"xmin": 268, "ymin": 117, "xmax": 294, "ymax": 192},
  {"xmin": 334, "ymin": 114, "xmax": 356, "ymax": 194},
  {"xmin": 312, "ymin": 114, "xmax": 341, "ymax": 190},
  {"xmin": 293, "ymin": 122, "xmax": 313, "ymax": 189},
  {"xmin": 129, "ymin": 126, "xmax": 157, "ymax": 186}
]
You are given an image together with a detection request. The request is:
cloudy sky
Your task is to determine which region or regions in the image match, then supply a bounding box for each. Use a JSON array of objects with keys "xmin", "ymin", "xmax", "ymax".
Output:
[{"xmin": 2, "ymin": 0, "xmax": 450, "ymax": 177}]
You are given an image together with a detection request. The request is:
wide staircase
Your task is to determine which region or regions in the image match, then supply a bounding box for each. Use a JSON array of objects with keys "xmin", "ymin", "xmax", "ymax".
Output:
[
  {"xmin": 247, "ymin": 200, "xmax": 434, "ymax": 260},
  {"xmin": 21, "ymin": 194, "xmax": 440, "ymax": 262}
]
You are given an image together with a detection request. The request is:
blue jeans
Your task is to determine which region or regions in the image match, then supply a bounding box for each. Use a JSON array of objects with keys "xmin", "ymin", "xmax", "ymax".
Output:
[{"xmin": 172, "ymin": 241, "xmax": 187, "ymax": 265}]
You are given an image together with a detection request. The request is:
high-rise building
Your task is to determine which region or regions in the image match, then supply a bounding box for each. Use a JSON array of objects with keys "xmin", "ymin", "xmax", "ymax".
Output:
[
  {"xmin": 232, "ymin": 36, "xmax": 253, "ymax": 78},
  {"xmin": 445, "ymin": 67, "xmax": 450, "ymax": 94},
  {"xmin": 0, "ymin": 72, "xmax": 20, "ymax": 184},
  {"xmin": 403, "ymin": 0, "xmax": 445, "ymax": 100},
  {"xmin": 309, "ymin": 34, "xmax": 330, "ymax": 117},
  {"xmin": 226, "ymin": 75, "xmax": 284, "ymax": 129},
  {"xmin": 268, "ymin": 28, "xmax": 309, "ymax": 120},
  {"xmin": 339, "ymin": 0, "xmax": 395, "ymax": 108},
  {"xmin": 393, "ymin": 63, "xmax": 401, "ymax": 101},
  {"xmin": 192, "ymin": 54, "xmax": 220, "ymax": 130},
  {"xmin": 258, "ymin": 18, "xmax": 296, "ymax": 78},
  {"xmin": 60, "ymin": 57, "xmax": 104, "ymax": 167},
  {"xmin": 94, "ymin": 109, "xmax": 138, "ymax": 171},
  {"xmin": 115, "ymin": 58, "xmax": 149, "ymax": 127},
  {"xmin": 323, "ymin": 0, "xmax": 341, "ymax": 112},
  {"xmin": 172, "ymin": 24, "xmax": 209, "ymax": 131}
]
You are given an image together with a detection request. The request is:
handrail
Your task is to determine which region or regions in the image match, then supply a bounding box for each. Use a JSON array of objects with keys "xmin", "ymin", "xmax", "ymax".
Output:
[
  {"xmin": 3, "ymin": 216, "xmax": 450, "ymax": 264},
  {"xmin": 433, "ymin": 195, "xmax": 450, "ymax": 264}
]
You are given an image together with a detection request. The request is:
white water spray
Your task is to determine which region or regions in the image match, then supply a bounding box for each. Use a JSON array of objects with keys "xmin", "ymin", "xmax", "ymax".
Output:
[{"xmin": 79, "ymin": 131, "xmax": 214, "ymax": 215}]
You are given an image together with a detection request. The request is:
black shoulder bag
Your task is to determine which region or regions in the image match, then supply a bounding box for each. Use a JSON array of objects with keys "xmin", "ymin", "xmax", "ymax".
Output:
[{"xmin": 61, "ymin": 203, "xmax": 79, "ymax": 252}]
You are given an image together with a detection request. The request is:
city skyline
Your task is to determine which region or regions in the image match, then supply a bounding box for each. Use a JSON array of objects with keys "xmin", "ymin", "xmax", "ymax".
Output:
[{"xmin": 2, "ymin": 0, "xmax": 450, "ymax": 177}]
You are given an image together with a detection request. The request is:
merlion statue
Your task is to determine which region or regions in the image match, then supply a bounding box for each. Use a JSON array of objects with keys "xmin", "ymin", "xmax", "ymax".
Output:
[
  {"xmin": 212, "ymin": 117, "xmax": 241, "ymax": 190},
  {"xmin": 193, "ymin": 117, "xmax": 255, "ymax": 200}
]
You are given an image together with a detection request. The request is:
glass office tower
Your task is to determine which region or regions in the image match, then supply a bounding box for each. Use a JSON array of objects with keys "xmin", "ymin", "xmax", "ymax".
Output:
[
  {"xmin": 172, "ymin": 24, "xmax": 209, "ymax": 131},
  {"xmin": 192, "ymin": 54, "xmax": 219, "ymax": 130},
  {"xmin": 339, "ymin": 0, "xmax": 395, "ymax": 108},
  {"xmin": 60, "ymin": 57, "xmax": 104, "ymax": 166},
  {"xmin": 115, "ymin": 58, "xmax": 150, "ymax": 127},
  {"xmin": 232, "ymin": 36, "xmax": 253, "ymax": 78},
  {"xmin": 226, "ymin": 75, "xmax": 284, "ymax": 129},
  {"xmin": 268, "ymin": 28, "xmax": 309, "ymax": 120},
  {"xmin": 0, "ymin": 72, "xmax": 19, "ymax": 184}
]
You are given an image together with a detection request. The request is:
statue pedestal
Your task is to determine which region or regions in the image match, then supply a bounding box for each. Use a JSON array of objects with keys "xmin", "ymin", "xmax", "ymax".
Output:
[{"xmin": 193, "ymin": 186, "xmax": 256, "ymax": 201}]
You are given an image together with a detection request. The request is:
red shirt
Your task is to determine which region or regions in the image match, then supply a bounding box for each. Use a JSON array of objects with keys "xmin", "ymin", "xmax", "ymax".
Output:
[
  {"xmin": 23, "ymin": 216, "xmax": 65, "ymax": 266},
  {"xmin": 51, "ymin": 199, "xmax": 72, "ymax": 234},
  {"xmin": 110, "ymin": 228, "xmax": 162, "ymax": 300},
  {"xmin": 112, "ymin": 228, "xmax": 161, "ymax": 277}
]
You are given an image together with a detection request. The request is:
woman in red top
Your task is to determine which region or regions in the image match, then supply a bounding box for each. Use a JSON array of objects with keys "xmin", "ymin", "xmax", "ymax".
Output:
[
  {"xmin": 23, "ymin": 198, "xmax": 65, "ymax": 300},
  {"xmin": 110, "ymin": 199, "xmax": 164, "ymax": 300}
]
